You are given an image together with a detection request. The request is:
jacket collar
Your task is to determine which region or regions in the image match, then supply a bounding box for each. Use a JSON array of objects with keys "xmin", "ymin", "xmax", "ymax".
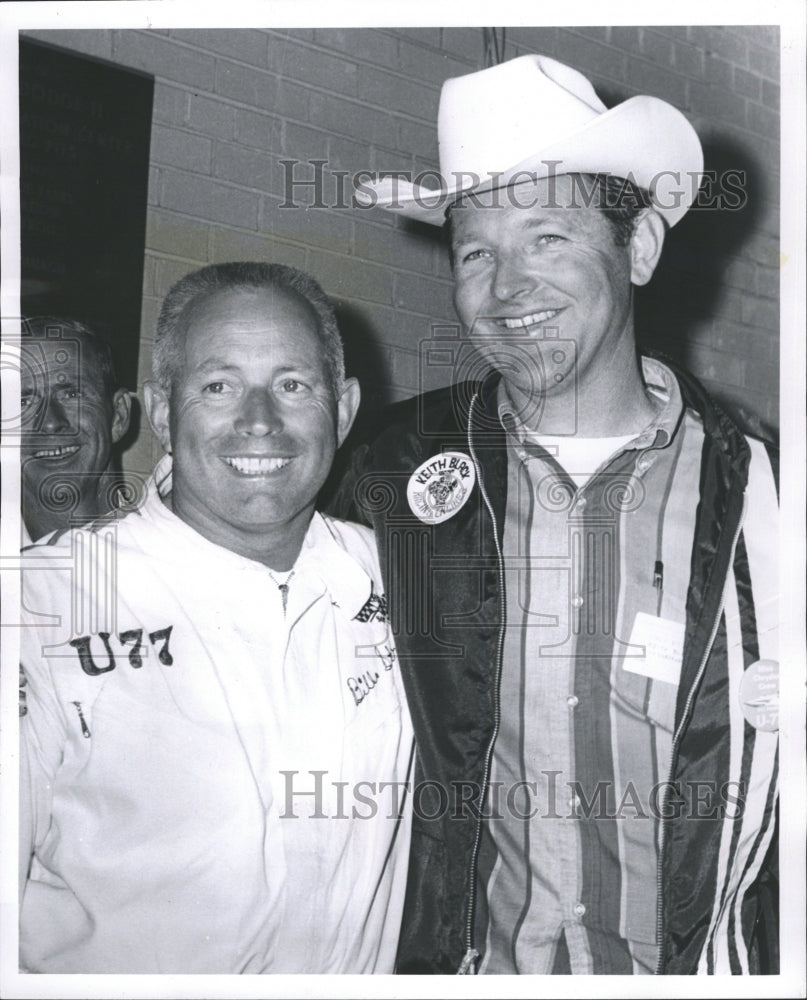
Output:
[
  {"xmin": 148, "ymin": 455, "xmax": 372, "ymax": 620},
  {"xmin": 648, "ymin": 351, "xmax": 751, "ymax": 482},
  {"xmin": 295, "ymin": 514, "xmax": 374, "ymax": 622},
  {"xmin": 468, "ymin": 355, "xmax": 751, "ymax": 484}
]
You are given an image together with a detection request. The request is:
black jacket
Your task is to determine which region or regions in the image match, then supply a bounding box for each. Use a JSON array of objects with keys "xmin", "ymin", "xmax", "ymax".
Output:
[{"xmin": 330, "ymin": 361, "xmax": 779, "ymax": 975}]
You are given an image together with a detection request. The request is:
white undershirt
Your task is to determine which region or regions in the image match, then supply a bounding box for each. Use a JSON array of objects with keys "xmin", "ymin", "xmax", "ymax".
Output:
[{"xmin": 527, "ymin": 433, "xmax": 637, "ymax": 489}]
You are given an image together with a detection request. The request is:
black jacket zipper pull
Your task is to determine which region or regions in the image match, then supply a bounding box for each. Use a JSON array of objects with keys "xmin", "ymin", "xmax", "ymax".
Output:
[
  {"xmin": 71, "ymin": 701, "xmax": 91, "ymax": 738},
  {"xmin": 457, "ymin": 948, "xmax": 479, "ymax": 974}
]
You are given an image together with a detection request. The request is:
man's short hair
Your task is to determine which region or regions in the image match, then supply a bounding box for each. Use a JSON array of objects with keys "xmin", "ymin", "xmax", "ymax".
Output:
[
  {"xmin": 21, "ymin": 316, "xmax": 121, "ymax": 396},
  {"xmin": 590, "ymin": 174, "xmax": 655, "ymax": 247},
  {"xmin": 443, "ymin": 173, "xmax": 655, "ymax": 264},
  {"xmin": 153, "ymin": 262, "xmax": 346, "ymax": 397}
]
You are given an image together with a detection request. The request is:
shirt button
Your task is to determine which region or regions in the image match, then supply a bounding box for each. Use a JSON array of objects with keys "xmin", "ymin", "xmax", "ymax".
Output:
[
  {"xmin": 575, "ymin": 496, "xmax": 587, "ymax": 511},
  {"xmin": 571, "ymin": 594, "xmax": 584, "ymax": 609},
  {"xmin": 574, "ymin": 902, "xmax": 586, "ymax": 918},
  {"xmin": 567, "ymin": 695, "xmax": 579, "ymax": 708}
]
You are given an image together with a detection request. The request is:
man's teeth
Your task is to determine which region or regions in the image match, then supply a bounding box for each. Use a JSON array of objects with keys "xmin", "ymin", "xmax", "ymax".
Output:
[
  {"xmin": 502, "ymin": 309, "xmax": 561, "ymax": 330},
  {"xmin": 33, "ymin": 445, "xmax": 80, "ymax": 459},
  {"xmin": 225, "ymin": 456, "xmax": 291, "ymax": 475}
]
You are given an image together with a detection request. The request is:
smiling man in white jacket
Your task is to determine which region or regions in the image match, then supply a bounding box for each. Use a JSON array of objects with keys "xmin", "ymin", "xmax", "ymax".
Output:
[{"xmin": 19, "ymin": 261, "xmax": 414, "ymax": 974}]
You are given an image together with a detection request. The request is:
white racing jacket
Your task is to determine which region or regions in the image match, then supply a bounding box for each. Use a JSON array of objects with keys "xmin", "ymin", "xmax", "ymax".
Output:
[{"xmin": 20, "ymin": 456, "xmax": 414, "ymax": 973}]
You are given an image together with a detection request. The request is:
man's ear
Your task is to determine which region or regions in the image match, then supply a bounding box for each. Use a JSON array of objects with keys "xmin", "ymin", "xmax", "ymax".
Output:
[
  {"xmin": 143, "ymin": 381, "xmax": 172, "ymax": 454},
  {"xmin": 336, "ymin": 377, "xmax": 361, "ymax": 448},
  {"xmin": 110, "ymin": 388, "xmax": 132, "ymax": 445},
  {"xmin": 629, "ymin": 209, "xmax": 666, "ymax": 287}
]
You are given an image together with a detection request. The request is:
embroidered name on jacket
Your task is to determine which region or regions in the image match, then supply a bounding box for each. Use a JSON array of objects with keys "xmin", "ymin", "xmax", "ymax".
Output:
[{"xmin": 347, "ymin": 644, "xmax": 397, "ymax": 706}]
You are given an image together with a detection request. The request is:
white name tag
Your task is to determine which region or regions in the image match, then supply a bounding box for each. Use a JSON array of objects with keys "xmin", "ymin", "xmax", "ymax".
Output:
[{"xmin": 623, "ymin": 612, "xmax": 685, "ymax": 686}]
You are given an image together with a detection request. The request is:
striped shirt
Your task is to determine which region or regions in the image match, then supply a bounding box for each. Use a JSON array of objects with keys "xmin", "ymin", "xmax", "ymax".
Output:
[{"xmin": 477, "ymin": 357, "xmax": 707, "ymax": 974}]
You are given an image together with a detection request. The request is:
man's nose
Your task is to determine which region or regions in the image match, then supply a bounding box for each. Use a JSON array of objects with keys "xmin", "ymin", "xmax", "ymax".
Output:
[
  {"xmin": 234, "ymin": 387, "xmax": 284, "ymax": 436},
  {"xmin": 491, "ymin": 254, "xmax": 536, "ymax": 302},
  {"xmin": 40, "ymin": 395, "xmax": 71, "ymax": 434}
]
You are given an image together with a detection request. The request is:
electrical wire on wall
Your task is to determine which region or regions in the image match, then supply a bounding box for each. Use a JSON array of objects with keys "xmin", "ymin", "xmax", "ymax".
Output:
[{"xmin": 482, "ymin": 28, "xmax": 506, "ymax": 67}]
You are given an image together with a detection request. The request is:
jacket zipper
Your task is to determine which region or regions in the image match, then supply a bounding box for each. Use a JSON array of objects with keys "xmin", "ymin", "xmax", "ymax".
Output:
[
  {"xmin": 457, "ymin": 392, "xmax": 507, "ymax": 975},
  {"xmin": 654, "ymin": 492, "xmax": 747, "ymax": 974},
  {"xmin": 71, "ymin": 700, "xmax": 91, "ymax": 738}
]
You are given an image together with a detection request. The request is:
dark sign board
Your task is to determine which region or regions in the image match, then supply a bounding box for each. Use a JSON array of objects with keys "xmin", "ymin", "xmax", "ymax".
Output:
[{"xmin": 19, "ymin": 38, "xmax": 154, "ymax": 389}]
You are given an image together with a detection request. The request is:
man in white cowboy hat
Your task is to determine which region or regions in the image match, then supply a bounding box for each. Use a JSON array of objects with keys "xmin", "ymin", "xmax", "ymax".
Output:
[{"xmin": 334, "ymin": 55, "xmax": 779, "ymax": 975}]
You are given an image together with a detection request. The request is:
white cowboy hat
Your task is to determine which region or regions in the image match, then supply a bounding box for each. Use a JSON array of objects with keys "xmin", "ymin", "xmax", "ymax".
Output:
[{"xmin": 358, "ymin": 54, "xmax": 703, "ymax": 227}]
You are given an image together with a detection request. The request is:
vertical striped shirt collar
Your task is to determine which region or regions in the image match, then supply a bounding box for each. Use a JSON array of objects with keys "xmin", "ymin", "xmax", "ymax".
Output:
[{"xmin": 496, "ymin": 356, "xmax": 685, "ymax": 453}]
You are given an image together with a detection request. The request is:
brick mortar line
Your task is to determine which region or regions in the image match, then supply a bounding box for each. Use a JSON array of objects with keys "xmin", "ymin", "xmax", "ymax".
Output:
[
  {"xmin": 147, "ymin": 51, "xmax": 779, "ymax": 136},
  {"xmin": 222, "ymin": 133, "xmax": 419, "ymax": 169},
  {"xmin": 151, "ymin": 69, "xmax": 444, "ymax": 134},
  {"xmin": 144, "ymin": 200, "xmax": 778, "ymax": 297},
  {"xmin": 346, "ymin": 253, "xmax": 442, "ymax": 282},
  {"xmin": 158, "ymin": 153, "xmax": 450, "ymax": 205},
  {"xmin": 205, "ymin": 39, "xmax": 444, "ymax": 96},
  {"xmin": 147, "ymin": 250, "xmax": 208, "ymax": 268},
  {"xmin": 377, "ymin": 26, "xmax": 452, "ymax": 53},
  {"xmin": 276, "ymin": 120, "xmax": 420, "ymax": 162},
  {"xmin": 295, "ymin": 281, "xmax": 418, "ymax": 314},
  {"xmin": 36, "ymin": 25, "xmax": 782, "ymax": 78},
  {"xmin": 270, "ymin": 29, "xmax": 477, "ymax": 74},
  {"xmin": 145, "ymin": 199, "xmax": 433, "ymax": 260}
]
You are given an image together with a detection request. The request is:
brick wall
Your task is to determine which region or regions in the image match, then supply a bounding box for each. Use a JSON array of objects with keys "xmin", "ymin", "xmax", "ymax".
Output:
[{"xmin": 21, "ymin": 25, "xmax": 781, "ymax": 476}]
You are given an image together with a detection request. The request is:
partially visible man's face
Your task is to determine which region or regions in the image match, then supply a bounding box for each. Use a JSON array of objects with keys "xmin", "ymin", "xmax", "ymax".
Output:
[
  {"xmin": 20, "ymin": 339, "xmax": 120, "ymax": 527},
  {"xmin": 147, "ymin": 286, "xmax": 358, "ymax": 562},
  {"xmin": 450, "ymin": 174, "xmax": 641, "ymax": 409}
]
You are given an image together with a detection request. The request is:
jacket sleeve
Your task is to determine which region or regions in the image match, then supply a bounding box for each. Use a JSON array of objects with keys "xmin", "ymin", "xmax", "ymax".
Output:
[
  {"xmin": 741, "ymin": 436, "xmax": 780, "ymax": 973},
  {"xmin": 19, "ymin": 633, "xmax": 68, "ymax": 909},
  {"xmin": 19, "ymin": 560, "xmax": 73, "ymax": 910},
  {"xmin": 747, "ymin": 815, "xmax": 779, "ymax": 973}
]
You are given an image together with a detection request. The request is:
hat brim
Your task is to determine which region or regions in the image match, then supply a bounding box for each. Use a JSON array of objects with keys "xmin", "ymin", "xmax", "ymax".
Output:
[{"xmin": 358, "ymin": 96, "xmax": 704, "ymax": 228}]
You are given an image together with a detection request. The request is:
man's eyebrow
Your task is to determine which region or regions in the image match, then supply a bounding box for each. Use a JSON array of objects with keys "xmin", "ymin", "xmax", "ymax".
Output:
[
  {"xmin": 38, "ymin": 377, "xmax": 80, "ymax": 392},
  {"xmin": 190, "ymin": 360, "xmax": 319, "ymax": 376},
  {"xmin": 190, "ymin": 359, "xmax": 242, "ymax": 375},
  {"xmin": 274, "ymin": 363, "xmax": 318, "ymax": 374},
  {"xmin": 521, "ymin": 214, "xmax": 569, "ymax": 229},
  {"xmin": 20, "ymin": 379, "xmax": 80, "ymax": 398},
  {"xmin": 451, "ymin": 230, "xmax": 491, "ymax": 250},
  {"xmin": 452, "ymin": 214, "xmax": 572, "ymax": 247}
]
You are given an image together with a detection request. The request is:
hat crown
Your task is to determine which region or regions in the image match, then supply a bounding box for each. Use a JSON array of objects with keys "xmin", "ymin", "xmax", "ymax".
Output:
[
  {"xmin": 437, "ymin": 55, "xmax": 608, "ymax": 181},
  {"xmin": 364, "ymin": 53, "xmax": 704, "ymax": 227}
]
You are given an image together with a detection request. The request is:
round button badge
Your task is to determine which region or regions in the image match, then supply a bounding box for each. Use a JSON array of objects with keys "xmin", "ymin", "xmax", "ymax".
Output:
[{"xmin": 406, "ymin": 451, "xmax": 476, "ymax": 525}]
